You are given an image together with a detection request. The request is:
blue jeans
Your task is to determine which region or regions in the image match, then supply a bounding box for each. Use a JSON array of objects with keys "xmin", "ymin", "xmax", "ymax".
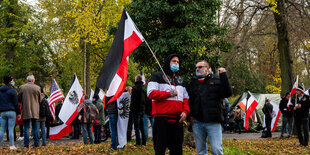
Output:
[
  {"xmin": 0, "ymin": 111, "xmax": 16, "ymax": 146},
  {"xmin": 143, "ymin": 114, "xmax": 154, "ymax": 142},
  {"xmin": 192, "ymin": 120, "xmax": 223, "ymax": 155},
  {"xmin": 24, "ymin": 119, "xmax": 40, "ymax": 147},
  {"xmin": 108, "ymin": 114, "xmax": 117, "ymax": 149},
  {"xmin": 40, "ymin": 121, "xmax": 46, "ymax": 145},
  {"xmin": 81, "ymin": 123, "xmax": 93, "ymax": 144}
]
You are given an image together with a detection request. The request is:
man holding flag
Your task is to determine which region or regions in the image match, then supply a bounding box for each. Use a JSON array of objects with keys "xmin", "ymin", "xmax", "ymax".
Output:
[
  {"xmin": 95, "ymin": 9, "xmax": 144, "ymax": 152},
  {"xmin": 147, "ymin": 54, "xmax": 190, "ymax": 155}
]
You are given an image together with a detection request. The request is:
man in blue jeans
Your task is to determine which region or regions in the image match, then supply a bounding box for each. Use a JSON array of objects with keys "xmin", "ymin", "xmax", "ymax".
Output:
[
  {"xmin": 18, "ymin": 75, "xmax": 42, "ymax": 148},
  {"xmin": 105, "ymin": 96, "xmax": 118, "ymax": 151},
  {"xmin": 188, "ymin": 61, "xmax": 232, "ymax": 155}
]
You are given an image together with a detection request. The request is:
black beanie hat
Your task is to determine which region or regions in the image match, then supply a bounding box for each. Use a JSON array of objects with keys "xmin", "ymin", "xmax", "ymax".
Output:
[{"xmin": 3, "ymin": 76, "xmax": 13, "ymax": 85}]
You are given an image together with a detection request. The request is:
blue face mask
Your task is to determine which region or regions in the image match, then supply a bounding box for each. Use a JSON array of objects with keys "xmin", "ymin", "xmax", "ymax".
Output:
[
  {"xmin": 170, "ymin": 64, "xmax": 179, "ymax": 72},
  {"xmin": 11, "ymin": 82, "xmax": 15, "ymax": 86},
  {"xmin": 196, "ymin": 70, "xmax": 206, "ymax": 78}
]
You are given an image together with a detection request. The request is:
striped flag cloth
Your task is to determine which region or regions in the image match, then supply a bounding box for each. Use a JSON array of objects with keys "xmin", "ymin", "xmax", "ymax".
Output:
[
  {"xmin": 96, "ymin": 9, "xmax": 144, "ymax": 105},
  {"xmin": 49, "ymin": 79, "xmax": 64, "ymax": 121}
]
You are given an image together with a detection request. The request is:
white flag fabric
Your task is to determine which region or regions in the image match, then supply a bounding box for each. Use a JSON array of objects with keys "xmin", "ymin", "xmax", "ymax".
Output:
[
  {"xmin": 117, "ymin": 91, "xmax": 131, "ymax": 148},
  {"xmin": 98, "ymin": 89, "xmax": 105, "ymax": 101},
  {"xmin": 244, "ymin": 92, "xmax": 258, "ymax": 130},
  {"xmin": 287, "ymin": 75, "xmax": 298, "ymax": 108},
  {"xmin": 59, "ymin": 75, "xmax": 84, "ymax": 125},
  {"xmin": 49, "ymin": 123, "xmax": 72, "ymax": 140},
  {"xmin": 90, "ymin": 89, "xmax": 95, "ymax": 100},
  {"xmin": 263, "ymin": 101, "xmax": 281, "ymax": 132}
]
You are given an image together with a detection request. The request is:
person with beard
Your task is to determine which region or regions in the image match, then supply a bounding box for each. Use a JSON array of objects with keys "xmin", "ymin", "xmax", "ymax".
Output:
[
  {"xmin": 147, "ymin": 53, "xmax": 190, "ymax": 155},
  {"xmin": 188, "ymin": 60, "xmax": 232, "ymax": 155}
]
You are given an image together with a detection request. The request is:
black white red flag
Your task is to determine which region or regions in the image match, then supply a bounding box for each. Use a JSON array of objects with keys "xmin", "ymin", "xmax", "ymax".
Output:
[{"xmin": 96, "ymin": 9, "xmax": 144, "ymax": 104}]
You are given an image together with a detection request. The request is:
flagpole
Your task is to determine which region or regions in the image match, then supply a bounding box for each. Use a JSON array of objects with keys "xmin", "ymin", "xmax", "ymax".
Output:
[
  {"xmin": 126, "ymin": 9, "xmax": 173, "ymax": 89},
  {"xmin": 144, "ymin": 40, "xmax": 173, "ymax": 89},
  {"xmin": 295, "ymin": 75, "xmax": 299, "ymax": 106}
]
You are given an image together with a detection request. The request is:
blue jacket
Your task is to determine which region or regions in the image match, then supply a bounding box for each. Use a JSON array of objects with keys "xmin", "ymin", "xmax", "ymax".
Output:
[{"xmin": 0, "ymin": 85, "xmax": 21, "ymax": 114}]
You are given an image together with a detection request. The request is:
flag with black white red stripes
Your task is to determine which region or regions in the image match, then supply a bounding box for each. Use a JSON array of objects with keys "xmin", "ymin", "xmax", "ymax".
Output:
[{"xmin": 96, "ymin": 9, "xmax": 144, "ymax": 104}]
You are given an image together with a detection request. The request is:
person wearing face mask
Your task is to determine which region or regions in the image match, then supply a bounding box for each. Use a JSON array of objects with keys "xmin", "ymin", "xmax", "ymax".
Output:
[
  {"xmin": 0, "ymin": 76, "xmax": 21, "ymax": 150},
  {"xmin": 147, "ymin": 53, "xmax": 190, "ymax": 155},
  {"xmin": 188, "ymin": 60, "xmax": 232, "ymax": 155}
]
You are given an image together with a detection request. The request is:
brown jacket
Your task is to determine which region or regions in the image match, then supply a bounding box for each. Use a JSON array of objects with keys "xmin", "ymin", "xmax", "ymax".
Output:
[{"xmin": 18, "ymin": 82, "xmax": 42, "ymax": 120}]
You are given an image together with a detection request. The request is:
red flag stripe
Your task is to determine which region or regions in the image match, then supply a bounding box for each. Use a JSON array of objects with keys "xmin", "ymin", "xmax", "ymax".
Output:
[
  {"xmin": 49, "ymin": 124, "xmax": 73, "ymax": 140},
  {"xmin": 65, "ymin": 94, "xmax": 84, "ymax": 125},
  {"xmin": 49, "ymin": 96, "xmax": 64, "ymax": 105},
  {"xmin": 107, "ymin": 58, "xmax": 129, "ymax": 104},
  {"xmin": 272, "ymin": 110, "xmax": 281, "ymax": 132}
]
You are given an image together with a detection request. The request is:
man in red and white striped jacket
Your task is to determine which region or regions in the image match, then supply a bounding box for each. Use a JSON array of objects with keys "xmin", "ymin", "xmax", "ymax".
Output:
[{"xmin": 147, "ymin": 53, "xmax": 189, "ymax": 155}]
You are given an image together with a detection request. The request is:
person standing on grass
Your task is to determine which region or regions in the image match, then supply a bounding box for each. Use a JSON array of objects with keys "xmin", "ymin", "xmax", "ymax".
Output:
[
  {"xmin": 188, "ymin": 60, "xmax": 232, "ymax": 155},
  {"xmin": 18, "ymin": 75, "xmax": 42, "ymax": 148},
  {"xmin": 0, "ymin": 76, "xmax": 21, "ymax": 150}
]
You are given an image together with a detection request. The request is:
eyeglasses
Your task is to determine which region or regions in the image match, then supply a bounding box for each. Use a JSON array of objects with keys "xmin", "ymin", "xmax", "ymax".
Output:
[{"xmin": 195, "ymin": 66, "xmax": 207, "ymax": 69}]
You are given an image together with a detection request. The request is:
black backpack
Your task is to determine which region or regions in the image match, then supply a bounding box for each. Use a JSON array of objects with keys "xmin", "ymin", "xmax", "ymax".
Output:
[{"xmin": 39, "ymin": 98, "xmax": 49, "ymax": 117}]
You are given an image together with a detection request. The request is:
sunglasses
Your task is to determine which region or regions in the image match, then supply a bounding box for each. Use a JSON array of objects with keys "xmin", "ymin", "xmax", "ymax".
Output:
[{"xmin": 195, "ymin": 66, "xmax": 207, "ymax": 69}]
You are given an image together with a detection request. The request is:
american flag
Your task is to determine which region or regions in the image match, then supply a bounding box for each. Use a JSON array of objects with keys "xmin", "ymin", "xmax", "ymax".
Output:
[{"xmin": 49, "ymin": 79, "xmax": 64, "ymax": 121}]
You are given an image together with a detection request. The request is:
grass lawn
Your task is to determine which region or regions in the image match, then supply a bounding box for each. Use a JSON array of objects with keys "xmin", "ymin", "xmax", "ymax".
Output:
[{"xmin": 0, "ymin": 136, "xmax": 309, "ymax": 154}]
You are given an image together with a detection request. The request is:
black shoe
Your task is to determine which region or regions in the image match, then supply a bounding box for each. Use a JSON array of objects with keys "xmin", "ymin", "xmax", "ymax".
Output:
[{"xmin": 31, "ymin": 144, "xmax": 39, "ymax": 148}]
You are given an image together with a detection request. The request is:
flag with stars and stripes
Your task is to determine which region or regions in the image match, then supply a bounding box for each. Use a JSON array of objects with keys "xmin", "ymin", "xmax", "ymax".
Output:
[{"xmin": 49, "ymin": 79, "xmax": 64, "ymax": 121}]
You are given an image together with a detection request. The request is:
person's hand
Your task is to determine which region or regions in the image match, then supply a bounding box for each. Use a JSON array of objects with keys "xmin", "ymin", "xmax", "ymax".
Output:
[
  {"xmin": 170, "ymin": 89, "xmax": 178, "ymax": 97},
  {"xmin": 17, "ymin": 114, "xmax": 21, "ymax": 120},
  {"xmin": 218, "ymin": 68, "xmax": 226, "ymax": 74},
  {"xmin": 189, "ymin": 116, "xmax": 195, "ymax": 123},
  {"xmin": 179, "ymin": 112, "xmax": 187, "ymax": 123}
]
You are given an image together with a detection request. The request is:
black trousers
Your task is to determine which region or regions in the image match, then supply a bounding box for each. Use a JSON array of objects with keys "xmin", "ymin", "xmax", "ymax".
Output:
[
  {"xmin": 295, "ymin": 117, "xmax": 309, "ymax": 146},
  {"xmin": 73, "ymin": 123, "xmax": 81, "ymax": 139},
  {"xmin": 93, "ymin": 125, "xmax": 101, "ymax": 143},
  {"xmin": 153, "ymin": 117, "xmax": 183, "ymax": 155},
  {"xmin": 265, "ymin": 117, "xmax": 272, "ymax": 137}
]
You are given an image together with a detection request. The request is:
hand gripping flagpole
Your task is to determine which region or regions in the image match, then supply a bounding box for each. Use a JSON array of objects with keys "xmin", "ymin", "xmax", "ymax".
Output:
[{"xmin": 127, "ymin": 9, "xmax": 173, "ymax": 90}]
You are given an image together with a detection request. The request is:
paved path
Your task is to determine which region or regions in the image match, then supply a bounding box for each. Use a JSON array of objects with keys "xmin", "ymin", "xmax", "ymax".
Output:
[{"xmin": 222, "ymin": 131, "xmax": 281, "ymax": 140}]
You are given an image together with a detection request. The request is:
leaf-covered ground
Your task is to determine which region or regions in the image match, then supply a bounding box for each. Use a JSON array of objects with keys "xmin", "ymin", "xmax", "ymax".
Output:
[{"xmin": 0, "ymin": 136, "xmax": 309, "ymax": 154}]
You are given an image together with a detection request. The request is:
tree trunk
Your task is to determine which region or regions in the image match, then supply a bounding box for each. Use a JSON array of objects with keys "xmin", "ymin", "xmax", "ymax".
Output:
[
  {"xmin": 83, "ymin": 41, "xmax": 87, "ymax": 95},
  {"xmin": 86, "ymin": 43, "xmax": 91, "ymax": 97},
  {"xmin": 273, "ymin": 0, "xmax": 294, "ymax": 96}
]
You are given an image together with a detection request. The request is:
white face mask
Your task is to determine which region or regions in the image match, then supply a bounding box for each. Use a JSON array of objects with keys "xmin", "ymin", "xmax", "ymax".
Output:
[{"xmin": 196, "ymin": 70, "xmax": 206, "ymax": 78}]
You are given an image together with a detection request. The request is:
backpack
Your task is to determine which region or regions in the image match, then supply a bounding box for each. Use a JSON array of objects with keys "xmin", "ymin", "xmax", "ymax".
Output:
[
  {"xmin": 39, "ymin": 98, "xmax": 49, "ymax": 117},
  {"xmin": 86, "ymin": 104, "xmax": 99, "ymax": 123}
]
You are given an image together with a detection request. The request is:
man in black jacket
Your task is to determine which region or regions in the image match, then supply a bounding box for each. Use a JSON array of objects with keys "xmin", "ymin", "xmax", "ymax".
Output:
[
  {"xmin": 188, "ymin": 60, "xmax": 232, "ymax": 155},
  {"xmin": 131, "ymin": 75, "xmax": 146, "ymax": 146},
  {"xmin": 262, "ymin": 99, "xmax": 273, "ymax": 138},
  {"xmin": 279, "ymin": 92, "xmax": 293, "ymax": 138},
  {"xmin": 290, "ymin": 86, "xmax": 310, "ymax": 146}
]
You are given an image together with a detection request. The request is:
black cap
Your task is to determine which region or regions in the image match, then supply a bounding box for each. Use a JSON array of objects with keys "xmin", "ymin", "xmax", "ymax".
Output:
[{"xmin": 3, "ymin": 76, "xmax": 13, "ymax": 85}]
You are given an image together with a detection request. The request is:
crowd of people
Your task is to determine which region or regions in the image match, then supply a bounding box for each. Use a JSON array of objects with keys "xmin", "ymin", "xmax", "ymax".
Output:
[
  {"xmin": 0, "ymin": 53, "xmax": 233, "ymax": 155},
  {"xmin": 2, "ymin": 52, "xmax": 309, "ymax": 154}
]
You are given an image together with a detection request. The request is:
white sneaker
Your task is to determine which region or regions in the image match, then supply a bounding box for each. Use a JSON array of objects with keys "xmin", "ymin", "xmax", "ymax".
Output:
[
  {"xmin": 9, "ymin": 146, "xmax": 17, "ymax": 150},
  {"xmin": 17, "ymin": 137, "xmax": 24, "ymax": 141}
]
